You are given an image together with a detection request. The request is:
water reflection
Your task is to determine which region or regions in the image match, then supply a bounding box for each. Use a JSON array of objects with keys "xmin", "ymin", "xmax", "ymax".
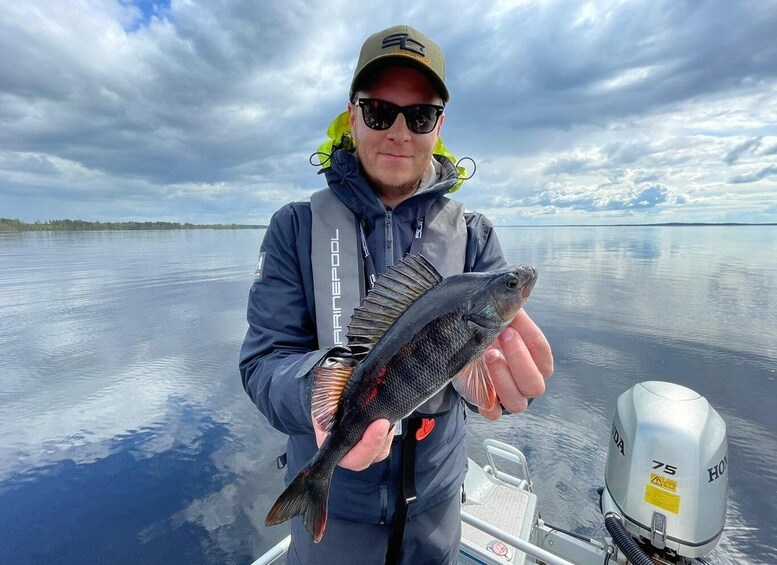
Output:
[
  {"xmin": 0, "ymin": 230, "xmax": 289, "ymax": 564},
  {"xmin": 500, "ymin": 226, "xmax": 777, "ymax": 360},
  {"xmin": 471, "ymin": 226, "xmax": 776, "ymax": 563},
  {"xmin": 467, "ymin": 318, "xmax": 777, "ymax": 563},
  {"xmin": 1, "ymin": 227, "xmax": 775, "ymax": 563},
  {"xmin": 0, "ymin": 413, "xmax": 242, "ymax": 564}
]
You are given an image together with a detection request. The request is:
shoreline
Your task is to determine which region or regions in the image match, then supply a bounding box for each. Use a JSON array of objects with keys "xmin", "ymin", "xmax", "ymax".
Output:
[
  {"xmin": 0, "ymin": 219, "xmax": 267, "ymax": 232},
  {"xmin": 2, "ymin": 218, "xmax": 774, "ymax": 232}
]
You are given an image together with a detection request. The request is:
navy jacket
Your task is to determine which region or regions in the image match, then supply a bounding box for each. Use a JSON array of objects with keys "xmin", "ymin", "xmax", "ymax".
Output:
[{"xmin": 239, "ymin": 149, "xmax": 506, "ymax": 524}]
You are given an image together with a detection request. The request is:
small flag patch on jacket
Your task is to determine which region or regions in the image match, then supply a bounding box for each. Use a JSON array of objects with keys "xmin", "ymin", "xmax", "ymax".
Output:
[{"xmin": 254, "ymin": 252, "xmax": 266, "ymax": 282}]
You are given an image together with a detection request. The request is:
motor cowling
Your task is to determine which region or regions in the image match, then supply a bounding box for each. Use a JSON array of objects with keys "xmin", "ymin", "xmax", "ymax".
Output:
[{"xmin": 601, "ymin": 381, "xmax": 728, "ymax": 559}]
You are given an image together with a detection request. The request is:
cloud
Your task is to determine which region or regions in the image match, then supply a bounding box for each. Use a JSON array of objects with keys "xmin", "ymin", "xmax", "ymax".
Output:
[
  {"xmin": 1, "ymin": 0, "xmax": 776, "ymax": 224},
  {"xmin": 533, "ymin": 184, "xmax": 671, "ymax": 212},
  {"xmin": 0, "ymin": 151, "xmax": 60, "ymax": 176},
  {"xmin": 448, "ymin": 0, "xmax": 777, "ymax": 133},
  {"xmin": 1, "ymin": 1, "xmax": 345, "ymax": 183},
  {"xmin": 729, "ymin": 165, "xmax": 777, "ymax": 184},
  {"xmin": 724, "ymin": 137, "xmax": 763, "ymax": 164}
]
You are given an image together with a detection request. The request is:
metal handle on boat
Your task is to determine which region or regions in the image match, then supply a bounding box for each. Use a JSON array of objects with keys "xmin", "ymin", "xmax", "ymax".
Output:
[{"xmin": 483, "ymin": 439, "xmax": 532, "ymax": 491}]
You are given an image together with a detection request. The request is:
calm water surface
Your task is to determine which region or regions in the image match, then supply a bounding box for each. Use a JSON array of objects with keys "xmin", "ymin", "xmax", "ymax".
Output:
[{"xmin": 0, "ymin": 227, "xmax": 774, "ymax": 564}]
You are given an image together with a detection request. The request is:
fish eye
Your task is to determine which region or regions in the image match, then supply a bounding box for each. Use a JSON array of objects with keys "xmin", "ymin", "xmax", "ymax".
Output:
[{"xmin": 506, "ymin": 277, "xmax": 519, "ymax": 289}]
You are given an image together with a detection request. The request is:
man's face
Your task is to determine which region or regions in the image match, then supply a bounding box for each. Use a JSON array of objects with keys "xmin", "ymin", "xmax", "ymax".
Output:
[{"xmin": 348, "ymin": 66, "xmax": 445, "ymax": 204}]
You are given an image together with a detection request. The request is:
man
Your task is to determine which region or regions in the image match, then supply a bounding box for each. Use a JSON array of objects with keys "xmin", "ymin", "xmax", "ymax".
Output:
[{"xmin": 240, "ymin": 25, "xmax": 553, "ymax": 564}]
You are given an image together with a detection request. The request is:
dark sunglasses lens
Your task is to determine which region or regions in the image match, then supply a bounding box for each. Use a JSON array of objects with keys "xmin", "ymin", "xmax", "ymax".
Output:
[
  {"xmin": 406, "ymin": 106, "xmax": 439, "ymax": 133},
  {"xmin": 360, "ymin": 100, "xmax": 441, "ymax": 133},
  {"xmin": 362, "ymin": 101, "xmax": 398, "ymax": 130}
]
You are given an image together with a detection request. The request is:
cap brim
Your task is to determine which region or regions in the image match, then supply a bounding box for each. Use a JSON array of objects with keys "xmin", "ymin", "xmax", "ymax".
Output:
[{"xmin": 351, "ymin": 55, "xmax": 449, "ymax": 103}]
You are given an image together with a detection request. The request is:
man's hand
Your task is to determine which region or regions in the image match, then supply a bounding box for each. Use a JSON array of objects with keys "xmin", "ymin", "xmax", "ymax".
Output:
[
  {"xmin": 479, "ymin": 309, "xmax": 554, "ymax": 420},
  {"xmin": 313, "ymin": 418, "xmax": 393, "ymax": 471},
  {"xmin": 310, "ymin": 347, "xmax": 394, "ymax": 471}
]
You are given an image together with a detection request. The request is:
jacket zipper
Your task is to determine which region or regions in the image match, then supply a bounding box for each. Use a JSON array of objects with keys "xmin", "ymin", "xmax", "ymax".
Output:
[
  {"xmin": 379, "ymin": 208, "xmax": 394, "ymax": 526},
  {"xmin": 379, "ymin": 483, "xmax": 388, "ymax": 524},
  {"xmin": 384, "ymin": 209, "xmax": 394, "ymax": 269},
  {"xmin": 379, "ymin": 450, "xmax": 391, "ymax": 524}
]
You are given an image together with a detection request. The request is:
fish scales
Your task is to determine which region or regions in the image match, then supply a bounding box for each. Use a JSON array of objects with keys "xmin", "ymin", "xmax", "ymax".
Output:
[{"xmin": 343, "ymin": 309, "xmax": 479, "ymax": 425}]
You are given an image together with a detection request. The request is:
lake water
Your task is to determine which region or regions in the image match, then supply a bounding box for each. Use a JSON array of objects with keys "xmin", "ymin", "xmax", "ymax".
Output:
[{"xmin": 0, "ymin": 226, "xmax": 775, "ymax": 564}]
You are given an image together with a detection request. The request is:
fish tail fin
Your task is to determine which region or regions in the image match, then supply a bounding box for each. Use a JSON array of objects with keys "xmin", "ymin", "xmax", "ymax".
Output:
[{"xmin": 265, "ymin": 462, "xmax": 331, "ymax": 543}]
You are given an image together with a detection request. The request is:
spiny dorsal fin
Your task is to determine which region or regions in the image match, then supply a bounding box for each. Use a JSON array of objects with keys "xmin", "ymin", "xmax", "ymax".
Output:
[
  {"xmin": 346, "ymin": 254, "xmax": 443, "ymax": 360},
  {"xmin": 311, "ymin": 364, "xmax": 354, "ymax": 432}
]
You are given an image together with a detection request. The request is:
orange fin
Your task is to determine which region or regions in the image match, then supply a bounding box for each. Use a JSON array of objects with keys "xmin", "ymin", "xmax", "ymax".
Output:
[
  {"xmin": 265, "ymin": 465, "xmax": 330, "ymax": 543},
  {"xmin": 311, "ymin": 364, "xmax": 353, "ymax": 432},
  {"xmin": 453, "ymin": 354, "xmax": 497, "ymax": 411}
]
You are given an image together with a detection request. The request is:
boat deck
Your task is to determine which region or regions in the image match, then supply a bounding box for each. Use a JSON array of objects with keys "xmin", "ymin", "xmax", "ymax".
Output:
[{"xmin": 459, "ymin": 440, "xmax": 537, "ymax": 564}]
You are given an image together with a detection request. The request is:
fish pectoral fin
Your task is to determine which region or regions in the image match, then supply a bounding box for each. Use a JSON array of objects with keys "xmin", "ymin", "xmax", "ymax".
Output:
[
  {"xmin": 453, "ymin": 355, "xmax": 497, "ymax": 411},
  {"xmin": 311, "ymin": 364, "xmax": 354, "ymax": 432}
]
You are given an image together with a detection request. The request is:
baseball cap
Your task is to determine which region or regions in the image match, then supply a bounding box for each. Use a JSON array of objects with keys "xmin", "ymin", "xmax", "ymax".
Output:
[{"xmin": 350, "ymin": 25, "xmax": 449, "ymax": 103}]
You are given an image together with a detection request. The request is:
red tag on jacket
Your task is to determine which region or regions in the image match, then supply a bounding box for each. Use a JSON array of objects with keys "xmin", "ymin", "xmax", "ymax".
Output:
[{"xmin": 416, "ymin": 418, "xmax": 435, "ymax": 441}]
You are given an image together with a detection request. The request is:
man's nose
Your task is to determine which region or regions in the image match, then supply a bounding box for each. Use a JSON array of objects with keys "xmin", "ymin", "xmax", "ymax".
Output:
[{"xmin": 385, "ymin": 111, "xmax": 412, "ymax": 141}]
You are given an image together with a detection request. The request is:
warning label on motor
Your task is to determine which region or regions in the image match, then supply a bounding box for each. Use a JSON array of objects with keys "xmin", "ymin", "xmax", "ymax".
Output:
[
  {"xmin": 645, "ymin": 484, "xmax": 681, "ymax": 514},
  {"xmin": 650, "ymin": 473, "xmax": 678, "ymax": 492}
]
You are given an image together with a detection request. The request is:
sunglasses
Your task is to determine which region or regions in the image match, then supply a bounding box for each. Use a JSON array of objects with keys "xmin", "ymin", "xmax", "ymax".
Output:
[{"xmin": 356, "ymin": 98, "xmax": 444, "ymax": 134}]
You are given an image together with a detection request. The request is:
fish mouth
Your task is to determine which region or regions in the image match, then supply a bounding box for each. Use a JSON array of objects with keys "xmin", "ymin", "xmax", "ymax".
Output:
[
  {"xmin": 510, "ymin": 266, "xmax": 537, "ymax": 299},
  {"xmin": 522, "ymin": 268, "xmax": 537, "ymax": 299}
]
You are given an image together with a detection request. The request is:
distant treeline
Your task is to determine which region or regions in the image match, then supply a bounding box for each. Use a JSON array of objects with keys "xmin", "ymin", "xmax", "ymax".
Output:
[{"xmin": 0, "ymin": 218, "xmax": 266, "ymax": 232}]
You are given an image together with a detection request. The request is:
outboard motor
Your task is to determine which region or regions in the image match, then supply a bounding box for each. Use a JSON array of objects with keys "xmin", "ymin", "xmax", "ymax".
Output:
[{"xmin": 601, "ymin": 381, "xmax": 728, "ymax": 562}]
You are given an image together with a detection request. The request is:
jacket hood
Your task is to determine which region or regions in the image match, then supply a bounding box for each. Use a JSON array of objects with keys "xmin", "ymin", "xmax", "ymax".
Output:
[{"xmin": 322, "ymin": 149, "xmax": 460, "ymax": 227}]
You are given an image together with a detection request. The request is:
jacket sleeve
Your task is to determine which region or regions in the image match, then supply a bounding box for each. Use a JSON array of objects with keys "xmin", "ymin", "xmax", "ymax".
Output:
[
  {"xmin": 465, "ymin": 212, "xmax": 507, "ymax": 273},
  {"xmin": 239, "ymin": 204, "xmax": 327, "ymax": 436}
]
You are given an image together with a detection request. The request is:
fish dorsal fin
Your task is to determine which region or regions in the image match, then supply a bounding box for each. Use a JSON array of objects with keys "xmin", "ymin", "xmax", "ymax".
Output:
[
  {"xmin": 347, "ymin": 254, "xmax": 443, "ymax": 360},
  {"xmin": 311, "ymin": 364, "xmax": 354, "ymax": 432},
  {"xmin": 453, "ymin": 355, "xmax": 497, "ymax": 411}
]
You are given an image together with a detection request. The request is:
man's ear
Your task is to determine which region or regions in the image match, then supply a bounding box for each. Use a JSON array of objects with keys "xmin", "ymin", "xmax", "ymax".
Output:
[{"xmin": 348, "ymin": 103, "xmax": 357, "ymax": 131}]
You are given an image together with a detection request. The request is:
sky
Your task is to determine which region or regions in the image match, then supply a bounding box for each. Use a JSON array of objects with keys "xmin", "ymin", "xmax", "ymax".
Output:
[{"xmin": 1, "ymin": 0, "xmax": 776, "ymax": 225}]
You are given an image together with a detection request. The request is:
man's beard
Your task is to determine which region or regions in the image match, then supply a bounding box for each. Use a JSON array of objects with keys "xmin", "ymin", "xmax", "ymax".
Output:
[
  {"xmin": 354, "ymin": 148, "xmax": 424, "ymax": 207},
  {"xmin": 366, "ymin": 174, "xmax": 420, "ymax": 204}
]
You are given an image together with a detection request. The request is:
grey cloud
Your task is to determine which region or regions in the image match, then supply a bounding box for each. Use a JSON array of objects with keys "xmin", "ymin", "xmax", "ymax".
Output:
[
  {"xmin": 724, "ymin": 137, "xmax": 763, "ymax": 164},
  {"xmin": 729, "ymin": 165, "xmax": 777, "ymax": 184},
  {"xmin": 541, "ymin": 138, "xmax": 700, "ymax": 180},
  {"xmin": 543, "ymin": 156, "xmax": 593, "ymax": 175},
  {"xmin": 541, "ymin": 142, "xmax": 648, "ymax": 176},
  {"xmin": 530, "ymin": 184, "xmax": 671, "ymax": 212},
  {"xmin": 447, "ymin": 0, "xmax": 777, "ymax": 136},
  {"xmin": 603, "ymin": 142, "xmax": 650, "ymax": 167},
  {"xmin": 0, "ymin": 0, "xmax": 339, "ymax": 188},
  {"xmin": 633, "ymin": 171, "xmax": 662, "ymax": 184},
  {"xmin": 0, "ymin": 152, "xmax": 60, "ymax": 176},
  {"xmin": 1, "ymin": 0, "xmax": 775, "ymax": 224}
]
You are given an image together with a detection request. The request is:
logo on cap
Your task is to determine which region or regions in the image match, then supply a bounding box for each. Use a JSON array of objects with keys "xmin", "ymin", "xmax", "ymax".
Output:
[{"xmin": 382, "ymin": 33, "xmax": 425, "ymax": 56}]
